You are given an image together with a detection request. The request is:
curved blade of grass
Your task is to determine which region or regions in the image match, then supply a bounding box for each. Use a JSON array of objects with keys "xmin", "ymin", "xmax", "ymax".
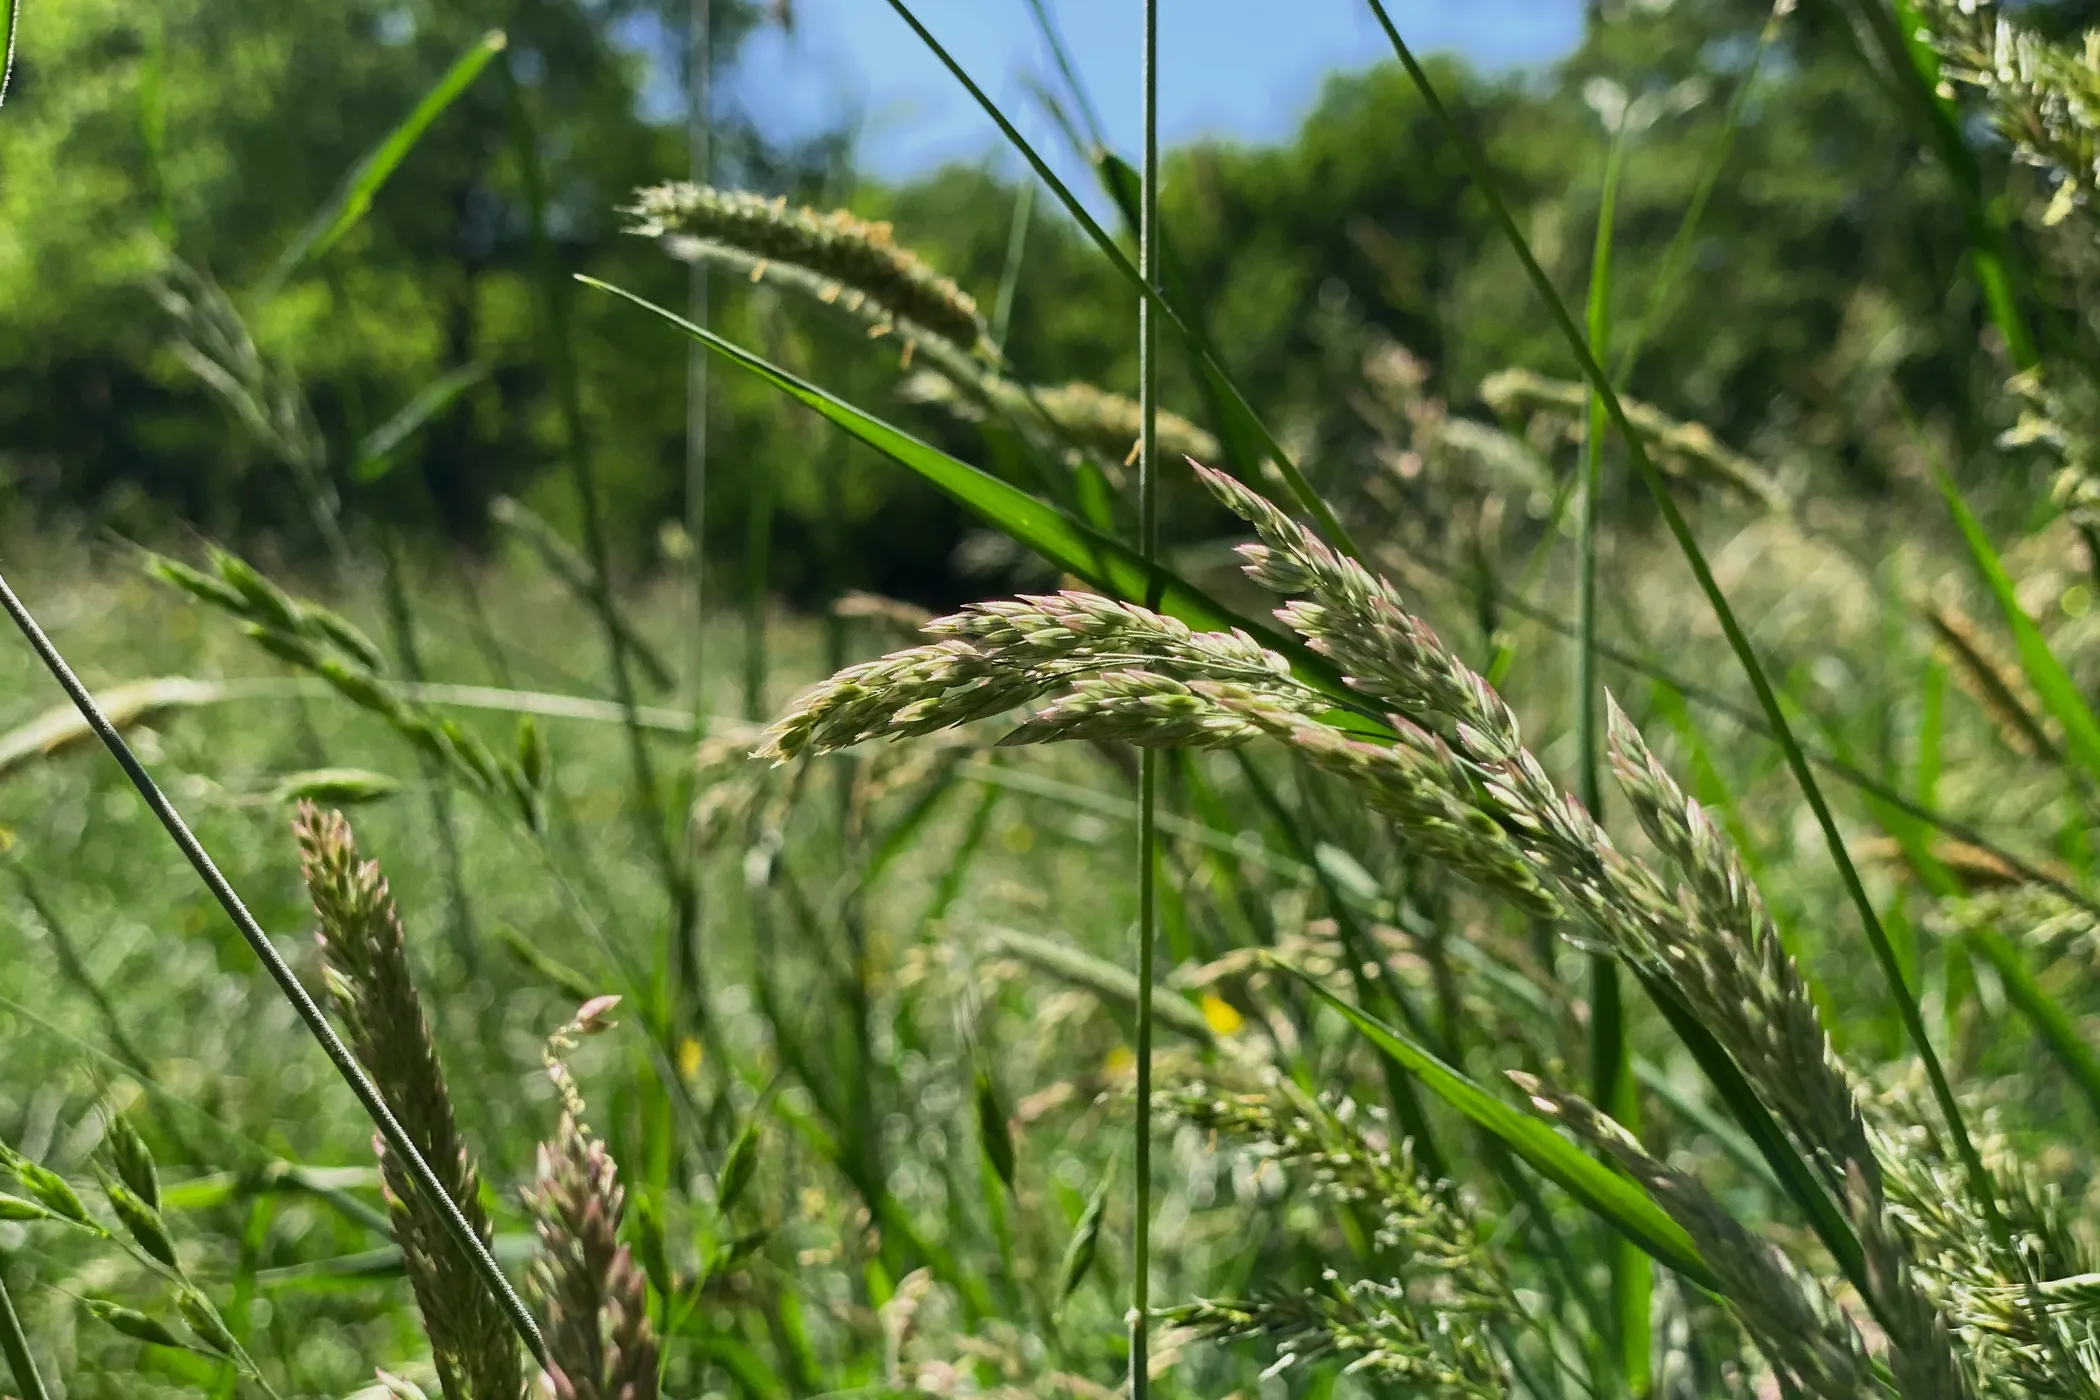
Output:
[
  {"xmin": 1020, "ymin": 0, "xmax": 1107, "ymax": 152},
  {"xmin": 0, "ymin": 1272, "xmax": 49, "ymax": 1400},
  {"xmin": 1934, "ymin": 465, "xmax": 2100, "ymax": 781},
  {"xmin": 1634, "ymin": 967, "xmax": 1869, "ymax": 1303},
  {"xmin": 881, "ymin": 0, "xmax": 1360, "ymax": 560},
  {"xmin": 1364, "ymin": 0, "xmax": 2005, "ymax": 1263},
  {"xmin": 0, "ymin": 0, "xmax": 17, "ymax": 112},
  {"xmin": 257, "ymin": 31, "xmax": 505, "ymax": 300},
  {"xmin": 581, "ymin": 275, "xmax": 1371, "ymax": 716},
  {"xmin": 1967, "ymin": 929, "xmax": 2100, "ymax": 1132},
  {"xmin": 1276, "ymin": 961, "xmax": 1719, "ymax": 1291},
  {"xmin": 1132, "ymin": 12, "xmax": 1163, "ymax": 1389},
  {"xmin": 0, "ymin": 569, "xmax": 547, "ymax": 1366},
  {"xmin": 355, "ymin": 360, "xmax": 490, "ymax": 482},
  {"xmin": 1577, "ymin": 119, "xmax": 1648, "ymax": 1392}
]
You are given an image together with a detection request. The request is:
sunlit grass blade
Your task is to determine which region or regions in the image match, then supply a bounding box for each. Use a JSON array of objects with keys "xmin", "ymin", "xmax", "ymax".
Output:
[
  {"xmin": 1362, "ymin": 0, "xmax": 2005, "ymax": 1258},
  {"xmin": 1934, "ymin": 465, "xmax": 2100, "ymax": 781},
  {"xmin": 355, "ymin": 361, "xmax": 490, "ymax": 482},
  {"xmin": 1276, "ymin": 962, "xmax": 1719, "ymax": 1291},
  {"xmin": 256, "ymin": 30, "xmax": 507, "ymax": 300},
  {"xmin": 880, "ymin": 0, "xmax": 1361, "ymax": 560},
  {"xmin": 580, "ymin": 275, "xmax": 1371, "ymax": 714}
]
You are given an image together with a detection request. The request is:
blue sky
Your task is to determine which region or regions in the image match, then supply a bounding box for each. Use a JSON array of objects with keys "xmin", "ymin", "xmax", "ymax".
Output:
[{"xmin": 716, "ymin": 1, "xmax": 1584, "ymax": 184}]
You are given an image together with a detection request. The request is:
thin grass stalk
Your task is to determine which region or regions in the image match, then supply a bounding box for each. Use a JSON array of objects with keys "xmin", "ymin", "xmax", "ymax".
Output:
[
  {"xmin": 881, "ymin": 0, "xmax": 1362, "ymax": 561},
  {"xmin": 1580, "ymin": 116, "xmax": 1647, "ymax": 1396},
  {"xmin": 990, "ymin": 179, "xmax": 1034, "ymax": 350},
  {"xmin": 0, "ymin": 0, "xmax": 17, "ymax": 110},
  {"xmin": 1130, "ymin": 4, "xmax": 1160, "ymax": 1392},
  {"xmin": 1362, "ymin": 0, "xmax": 2012, "ymax": 1280},
  {"xmin": 0, "ymin": 566, "xmax": 547, "ymax": 1365},
  {"xmin": 504, "ymin": 58, "xmax": 700, "ymax": 1006},
  {"xmin": 1020, "ymin": 0, "xmax": 1107, "ymax": 151},
  {"xmin": 0, "ymin": 1266, "xmax": 49, "ymax": 1400},
  {"xmin": 686, "ymin": 0, "xmax": 712, "ymax": 714},
  {"xmin": 684, "ymin": 0, "xmax": 714, "ymax": 1039}
]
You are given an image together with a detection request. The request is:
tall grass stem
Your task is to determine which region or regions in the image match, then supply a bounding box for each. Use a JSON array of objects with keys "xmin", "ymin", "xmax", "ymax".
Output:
[
  {"xmin": 1578, "ymin": 119, "xmax": 1647, "ymax": 1394},
  {"xmin": 0, "ymin": 565, "xmax": 547, "ymax": 1366},
  {"xmin": 1131, "ymin": 3, "xmax": 1160, "ymax": 1393},
  {"xmin": 0, "ymin": 1267, "xmax": 49, "ymax": 1400}
]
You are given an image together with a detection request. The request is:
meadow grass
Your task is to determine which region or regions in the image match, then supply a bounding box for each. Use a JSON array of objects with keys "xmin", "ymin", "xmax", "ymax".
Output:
[{"xmin": 12, "ymin": 0, "xmax": 2100, "ymax": 1395}]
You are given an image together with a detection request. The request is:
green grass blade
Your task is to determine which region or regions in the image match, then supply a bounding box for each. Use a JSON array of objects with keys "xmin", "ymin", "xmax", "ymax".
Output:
[
  {"xmin": 1635, "ymin": 969, "xmax": 1870, "ymax": 1304},
  {"xmin": 355, "ymin": 361, "xmax": 490, "ymax": 481},
  {"xmin": 1133, "ymin": 10, "xmax": 1162, "ymax": 1390},
  {"xmin": 0, "ymin": 0, "xmax": 18, "ymax": 112},
  {"xmin": 1578, "ymin": 120, "xmax": 1648, "ymax": 1394},
  {"xmin": 1363, "ymin": 0, "xmax": 2001, "ymax": 1254},
  {"xmin": 1020, "ymin": 0, "xmax": 1108, "ymax": 151},
  {"xmin": 989, "ymin": 181, "xmax": 1035, "ymax": 349},
  {"xmin": 881, "ymin": 0, "xmax": 1361, "ymax": 560},
  {"xmin": 0, "ymin": 1272, "xmax": 50, "ymax": 1400},
  {"xmin": 581, "ymin": 275, "xmax": 1371, "ymax": 714},
  {"xmin": 257, "ymin": 30, "xmax": 506, "ymax": 299},
  {"xmin": 1967, "ymin": 929, "xmax": 2100, "ymax": 1133},
  {"xmin": 1935, "ymin": 465, "xmax": 2100, "ymax": 780},
  {"xmin": 1277, "ymin": 962, "xmax": 1719, "ymax": 1291}
]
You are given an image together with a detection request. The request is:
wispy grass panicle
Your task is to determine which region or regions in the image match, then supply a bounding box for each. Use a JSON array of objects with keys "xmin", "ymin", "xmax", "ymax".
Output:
[
  {"xmin": 756, "ymin": 590, "xmax": 1312, "ymax": 762},
  {"xmin": 627, "ymin": 182, "xmax": 988, "ymax": 355},
  {"xmin": 1877, "ymin": 1098, "xmax": 2100, "ymax": 1400},
  {"xmin": 524, "ymin": 998, "xmax": 659, "ymax": 1400},
  {"xmin": 1604, "ymin": 704, "xmax": 1973, "ymax": 1400},
  {"xmin": 296, "ymin": 804, "xmax": 524, "ymax": 1400},
  {"xmin": 1512, "ymin": 1073, "xmax": 1872, "ymax": 1400},
  {"xmin": 1160, "ymin": 1080, "xmax": 1509, "ymax": 1393}
]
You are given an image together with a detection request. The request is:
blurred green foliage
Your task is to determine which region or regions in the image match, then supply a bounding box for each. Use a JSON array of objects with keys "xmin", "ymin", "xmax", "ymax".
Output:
[{"xmin": 0, "ymin": 0, "xmax": 2087, "ymax": 598}]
